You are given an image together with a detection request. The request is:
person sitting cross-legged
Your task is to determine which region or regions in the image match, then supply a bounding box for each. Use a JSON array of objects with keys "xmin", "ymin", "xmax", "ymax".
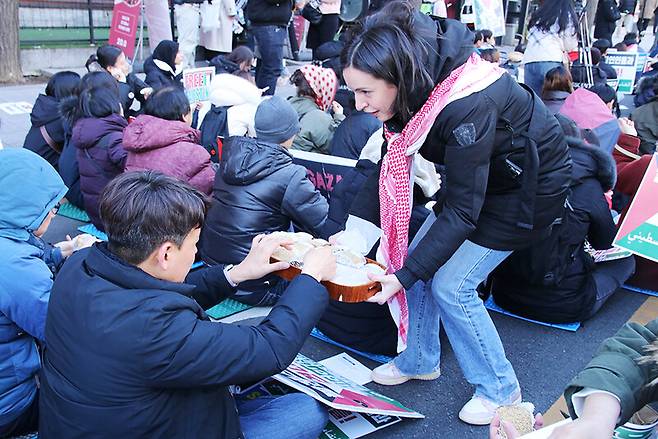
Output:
[{"xmin": 38, "ymin": 171, "xmax": 335, "ymax": 439}]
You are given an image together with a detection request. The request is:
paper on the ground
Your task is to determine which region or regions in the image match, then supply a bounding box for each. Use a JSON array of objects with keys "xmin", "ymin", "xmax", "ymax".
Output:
[
  {"xmin": 237, "ymin": 378, "xmax": 402, "ymax": 439},
  {"xmin": 519, "ymin": 419, "xmax": 572, "ymax": 438},
  {"xmin": 273, "ymin": 353, "xmax": 423, "ymax": 419},
  {"xmin": 319, "ymin": 353, "xmax": 372, "ymax": 386}
]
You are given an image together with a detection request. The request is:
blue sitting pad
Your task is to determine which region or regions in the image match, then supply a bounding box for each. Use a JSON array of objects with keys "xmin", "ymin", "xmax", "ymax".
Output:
[
  {"xmin": 205, "ymin": 298, "xmax": 253, "ymax": 320},
  {"xmin": 484, "ymin": 296, "xmax": 581, "ymax": 332},
  {"xmin": 57, "ymin": 203, "xmax": 90, "ymax": 222},
  {"xmin": 310, "ymin": 327, "xmax": 394, "ymax": 364},
  {"xmin": 10, "ymin": 433, "xmax": 38, "ymax": 439},
  {"xmin": 77, "ymin": 224, "xmax": 108, "ymax": 241},
  {"xmin": 623, "ymin": 284, "xmax": 658, "ymax": 297}
]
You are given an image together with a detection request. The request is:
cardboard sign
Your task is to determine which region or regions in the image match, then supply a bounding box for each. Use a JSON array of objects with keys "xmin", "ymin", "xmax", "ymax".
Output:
[
  {"xmin": 183, "ymin": 67, "xmax": 215, "ymax": 104},
  {"xmin": 614, "ymin": 153, "xmax": 658, "ymax": 263},
  {"xmin": 605, "ymin": 50, "xmax": 639, "ymax": 94},
  {"xmin": 108, "ymin": 0, "xmax": 141, "ymax": 61},
  {"xmin": 289, "ymin": 150, "xmax": 357, "ymax": 199}
]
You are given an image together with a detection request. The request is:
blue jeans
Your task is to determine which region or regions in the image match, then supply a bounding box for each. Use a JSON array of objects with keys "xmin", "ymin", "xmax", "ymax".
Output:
[
  {"xmin": 238, "ymin": 393, "xmax": 329, "ymax": 439},
  {"xmin": 394, "ymin": 213, "xmax": 520, "ymax": 403},
  {"xmin": 523, "ymin": 61, "xmax": 563, "ymax": 97},
  {"xmin": 252, "ymin": 25, "xmax": 286, "ymax": 96}
]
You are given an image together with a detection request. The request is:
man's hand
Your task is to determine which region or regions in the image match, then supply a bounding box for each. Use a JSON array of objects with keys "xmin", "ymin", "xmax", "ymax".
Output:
[
  {"xmin": 365, "ymin": 273, "xmax": 403, "ymax": 305},
  {"xmin": 301, "ymin": 246, "xmax": 336, "ymax": 282},
  {"xmin": 618, "ymin": 117, "xmax": 637, "ymax": 136},
  {"xmin": 228, "ymin": 234, "xmax": 293, "ymax": 284}
]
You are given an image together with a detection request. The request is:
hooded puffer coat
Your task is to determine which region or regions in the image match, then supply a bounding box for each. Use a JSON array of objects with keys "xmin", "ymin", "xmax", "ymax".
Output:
[
  {"xmin": 199, "ymin": 136, "xmax": 328, "ymax": 265},
  {"xmin": 123, "ymin": 115, "xmax": 215, "ymax": 195}
]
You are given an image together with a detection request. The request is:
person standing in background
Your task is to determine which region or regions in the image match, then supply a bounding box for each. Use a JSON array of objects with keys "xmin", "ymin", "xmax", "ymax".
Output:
[
  {"xmin": 174, "ymin": 0, "xmax": 204, "ymax": 69},
  {"xmin": 144, "ymin": 0, "xmax": 174, "ymax": 51},
  {"xmin": 199, "ymin": 0, "xmax": 238, "ymax": 59},
  {"xmin": 246, "ymin": 0, "xmax": 293, "ymax": 95},
  {"xmin": 307, "ymin": 0, "xmax": 341, "ymax": 60}
]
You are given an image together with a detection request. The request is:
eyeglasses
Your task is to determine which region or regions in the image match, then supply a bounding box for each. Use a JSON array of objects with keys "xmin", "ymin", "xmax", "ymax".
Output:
[{"xmin": 52, "ymin": 202, "xmax": 61, "ymax": 215}]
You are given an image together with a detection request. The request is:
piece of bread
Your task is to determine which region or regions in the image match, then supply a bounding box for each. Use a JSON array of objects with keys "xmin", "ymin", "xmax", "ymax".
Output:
[{"xmin": 495, "ymin": 404, "xmax": 534, "ymax": 439}]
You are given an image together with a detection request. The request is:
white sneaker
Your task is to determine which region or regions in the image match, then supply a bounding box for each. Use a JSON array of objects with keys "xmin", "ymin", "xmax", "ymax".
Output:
[
  {"xmin": 458, "ymin": 391, "xmax": 522, "ymax": 425},
  {"xmin": 371, "ymin": 362, "xmax": 441, "ymax": 386}
]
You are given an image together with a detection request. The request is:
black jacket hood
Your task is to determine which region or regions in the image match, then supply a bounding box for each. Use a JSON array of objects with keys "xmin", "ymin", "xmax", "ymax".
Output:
[
  {"xmin": 429, "ymin": 17, "xmax": 476, "ymax": 84},
  {"xmin": 221, "ymin": 136, "xmax": 293, "ymax": 185},
  {"xmin": 30, "ymin": 94, "xmax": 61, "ymax": 127},
  {"xmin": 568, "ymin": 136, "xmax": 617, "ymax": 191}
]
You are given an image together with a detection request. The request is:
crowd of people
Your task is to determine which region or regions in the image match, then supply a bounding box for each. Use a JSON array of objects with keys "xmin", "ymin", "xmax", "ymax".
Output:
[{"xmin": 2, "ymin": 0, "xmax": 658, "ymax": 437}]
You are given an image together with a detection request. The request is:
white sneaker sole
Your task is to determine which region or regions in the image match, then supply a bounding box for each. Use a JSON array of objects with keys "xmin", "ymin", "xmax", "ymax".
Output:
[{"xmin": 371, "ymin": 369, "xmax": 441, "ymax": 386}]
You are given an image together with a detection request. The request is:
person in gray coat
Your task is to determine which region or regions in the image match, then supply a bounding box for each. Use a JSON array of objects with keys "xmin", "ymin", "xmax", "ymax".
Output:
[{"xmin": 199, "ymin": 96, "xmax": 328, "ymax": 305}]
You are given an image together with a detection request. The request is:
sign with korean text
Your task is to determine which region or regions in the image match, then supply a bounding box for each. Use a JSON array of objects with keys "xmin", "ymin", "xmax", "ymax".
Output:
[
  {"xmin": 183, "ymin": 67, "xmax": 215, "ymax": 104},
  {"xmin": 108, "ymin": 0, "xmax": 141, "ymax": 61},
  {"xmin": 614, "ymin": 153, "xmax": 658, "ymax": 262},
  {"xmin": 605, "ymin": 50, "xmax": 639, "ymax": 93}
]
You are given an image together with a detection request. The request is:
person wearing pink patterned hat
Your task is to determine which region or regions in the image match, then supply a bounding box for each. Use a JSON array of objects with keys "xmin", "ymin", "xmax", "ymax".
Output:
[{"xmin": 288, "ymin": 65, "xmax": 345, "ymax": 155}]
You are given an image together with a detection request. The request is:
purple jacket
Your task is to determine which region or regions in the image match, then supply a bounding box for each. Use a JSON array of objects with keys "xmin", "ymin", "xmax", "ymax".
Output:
[
  {"xmin": 73, "ymin": 114, "xmax": 128, "ymax": 230},
  {"xmin": 123, "ymin": 115, "xmax": 215, "ymax": 195}
]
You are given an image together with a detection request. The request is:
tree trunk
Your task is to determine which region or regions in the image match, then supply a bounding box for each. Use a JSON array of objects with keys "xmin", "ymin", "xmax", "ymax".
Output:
[{"xmin": 0, "ymin": 0, "xmax": 23, "ymax": 83}]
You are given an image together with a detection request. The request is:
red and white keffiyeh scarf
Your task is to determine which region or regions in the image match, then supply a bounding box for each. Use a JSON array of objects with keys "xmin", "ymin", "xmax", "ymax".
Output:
[
  {"xmin": 300, "ymin": 65, "xmax": 338, "ymax": 112},
  {"xmin": 380, "ymin": 54, "xmax": 505, "ymax": 352}
]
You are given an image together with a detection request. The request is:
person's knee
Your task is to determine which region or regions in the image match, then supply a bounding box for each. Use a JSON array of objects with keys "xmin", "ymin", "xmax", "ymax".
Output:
[{"xmin": 292, "ymin": 394, "xmax": 329, "ymax": 436}]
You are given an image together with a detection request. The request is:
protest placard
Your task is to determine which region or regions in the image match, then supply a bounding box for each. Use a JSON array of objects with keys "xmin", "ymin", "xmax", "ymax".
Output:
[
  {"xmin": 289, "ymin": 150, "xmax": 357, "ymax": 199},
  {"xmin": 108, "ymin": 0, "xmax": 141, "ymax": 61},
  {"xmin": 183, "ymin": 67, "xmax": 215, "ymax": 104},
  {"xmin": 273, "ymin": 353, "xmax": 424, "ymax": 419},
  {"xmin": 614, "ymin": 153, "xmax": 658, "ymax": 263},
  {"xmin": 605, "ymin": 50, "xmax": 639, "ymax": 93}
]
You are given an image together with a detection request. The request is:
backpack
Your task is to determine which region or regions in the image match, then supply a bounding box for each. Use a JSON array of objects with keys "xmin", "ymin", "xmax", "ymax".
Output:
[{"xmin": 199, "ymin": 105, "xmax": 230, "ymax": 163}]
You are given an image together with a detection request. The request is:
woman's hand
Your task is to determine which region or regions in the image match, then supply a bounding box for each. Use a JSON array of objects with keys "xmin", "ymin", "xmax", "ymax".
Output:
[
  {"xmin": 108, "ymin": 66, "xmax": 127, "ymax": 83},
  {"xmin": 228, "ymin": 234, "xmax": 293, "ymax": 284},
  {"xmin": 547, "ymin": 417, "xmax": 613, "ymax": 439},
  {"xmin": 54, "ymin": 233, "xmax": 98, "ymax": 258},
  {"xmin": 366, "ymin": 273, "xmax": 403, "ymax": 305},
  {"xmin": 618, "ymin": 117, "xmax": 637, "ymax": 136},
  {"xmin": 331, "ymin": 101, "xmax": 344, "ymax": 116},
  {"xmin": 301, "ymin": 246, "xmax": 337, "ymax": 282},
  {"xmin": 548, "ymin": 393, "xmax": 620, "ymax": 439}
]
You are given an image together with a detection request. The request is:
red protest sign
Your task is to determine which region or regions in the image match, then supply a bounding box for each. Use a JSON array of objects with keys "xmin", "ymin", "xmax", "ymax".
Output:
[{"xmin": 108, "ymin": 0, "xmax": 142, "ymax": 61}]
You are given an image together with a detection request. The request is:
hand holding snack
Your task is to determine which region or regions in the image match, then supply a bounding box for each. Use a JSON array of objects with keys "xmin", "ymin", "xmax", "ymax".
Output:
[
  {"xmin": 301, "ymin": 246, "xmax": 337, "ymax": 282},
  {"xmin": 228, "ymin": 234, "xmax": 293, "ymax": 284}
]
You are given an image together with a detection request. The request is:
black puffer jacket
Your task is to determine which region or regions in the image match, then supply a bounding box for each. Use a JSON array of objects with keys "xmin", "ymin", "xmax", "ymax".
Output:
[
  {"xmin": 350, "ymin": 15, "xmax": 572, "ymax": 289},
  {"xmin": 618, "ymin": 0, "xmax": 637, "ymax": 13},
  {"xmin": 491, "ymin": 135, "xmax": 619, "ymax": 323},
  {"xmin": 23, "ymin": 94, "xmax": 66, "ymax": 169},
  {"xmin": 199, "ymin": 136, "xmax": 328, "ymax": 265}
]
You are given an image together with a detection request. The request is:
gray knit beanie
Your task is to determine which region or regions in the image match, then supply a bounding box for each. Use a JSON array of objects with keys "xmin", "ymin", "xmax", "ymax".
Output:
[{"xmin": 255, "ymin": 96, "xmax": 301, "ymax": 144}]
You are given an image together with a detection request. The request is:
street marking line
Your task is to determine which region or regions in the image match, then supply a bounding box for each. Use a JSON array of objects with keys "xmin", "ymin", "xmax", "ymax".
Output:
[{"xmin": 0, "ymin": 102, "xmax": 33, "ymax": 115}]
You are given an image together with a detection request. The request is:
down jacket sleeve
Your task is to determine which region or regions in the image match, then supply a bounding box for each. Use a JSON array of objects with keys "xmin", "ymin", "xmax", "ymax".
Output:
[
  {"xmin": 140, "ymin": 275, "xmax": 329, "ymax": 387},
  {"xmin": 0, "ymin": 244, "xmax": 52, "ymax": 342},
  {"xmin": 395, "ymin": 96, "xmax": 498, "ymax": 289},
  {"xmin": 564, "ymin": 319, "xmax": 658, "ymax": 425},
  {"xmin": 185, "ymin": 147, "xmax": 216, "ymax": 195},
  {"xmin": 281, "ymin": 166, "xmax": 329, "ymax": 236}
]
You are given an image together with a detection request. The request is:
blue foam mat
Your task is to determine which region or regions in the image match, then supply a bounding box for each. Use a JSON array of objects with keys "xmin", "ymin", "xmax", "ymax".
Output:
[
  {"xmin": 623, "ymin": 284, "xmax": 658, "ymax": 297},
  {"xmin": 310, "ymin": 328, "xmax": 394, "ymax": 364},
  {"xmin": 77, "ymin": 224, "xmax": 107, "ymax": 241},
  {"xmin": 484, "ymin": 296, "xmax": 581, "ymax": 332}
]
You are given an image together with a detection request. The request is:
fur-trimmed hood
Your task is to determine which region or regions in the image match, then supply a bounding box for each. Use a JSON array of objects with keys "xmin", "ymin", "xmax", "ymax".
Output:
[{"xmin": 567, "ymin": 135, "xmax": 617, "ymax": 191}]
